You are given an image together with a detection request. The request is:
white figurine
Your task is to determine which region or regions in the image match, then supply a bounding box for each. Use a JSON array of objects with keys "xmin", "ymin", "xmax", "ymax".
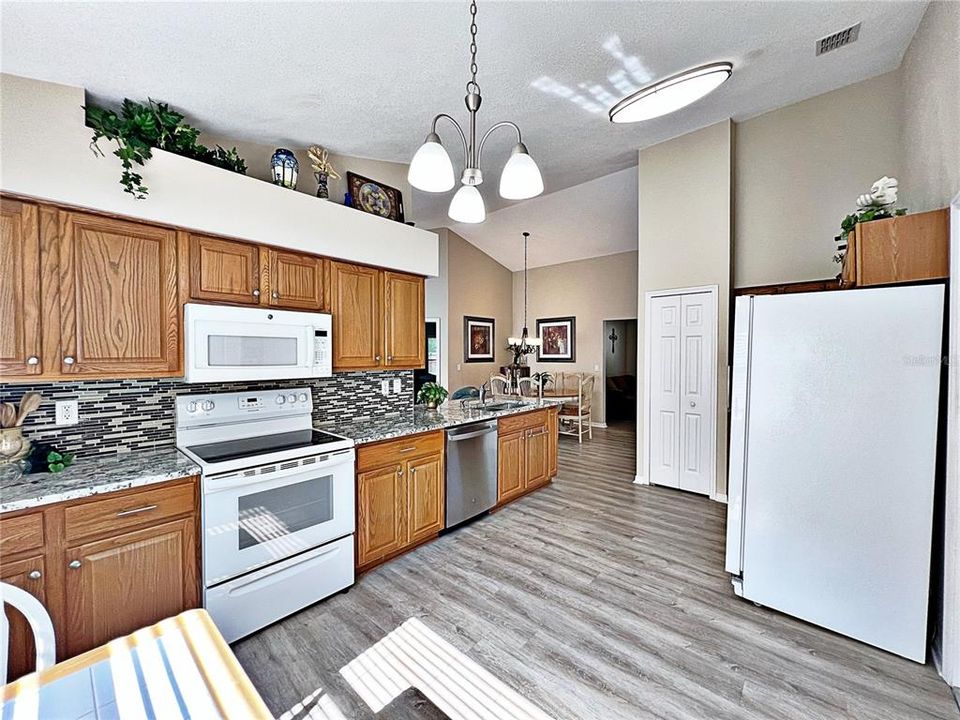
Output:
[{"xmin": 856, "ymin": 176, "xmax": 898, "ymax": 209}]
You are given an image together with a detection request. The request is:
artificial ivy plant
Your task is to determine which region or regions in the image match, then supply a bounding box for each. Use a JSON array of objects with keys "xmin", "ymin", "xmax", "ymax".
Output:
[{"xmin": 86, "ymin": 98, "xmax": 247, "ymax": 198}]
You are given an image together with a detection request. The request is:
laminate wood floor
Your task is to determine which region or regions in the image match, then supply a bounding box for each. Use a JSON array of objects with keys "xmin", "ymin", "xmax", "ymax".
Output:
[{"xmin": 234, "ymin": 423, "xmax": 958, "ymax": 720}]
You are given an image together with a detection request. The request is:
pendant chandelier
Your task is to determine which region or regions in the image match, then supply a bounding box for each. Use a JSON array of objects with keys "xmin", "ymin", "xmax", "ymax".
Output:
[
  {"xmin": 508, "ymin": 232, "xmax": 541, "ymax": 354},
  {"xmin": 407, "ymin": 0, "xmax": 544, "ymax": 223}
]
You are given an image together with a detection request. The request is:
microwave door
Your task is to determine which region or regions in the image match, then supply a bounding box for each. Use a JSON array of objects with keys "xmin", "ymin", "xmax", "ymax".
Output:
[{"xmin": 188, "ymin": 321, "xmax": 312, "ymax": 383}]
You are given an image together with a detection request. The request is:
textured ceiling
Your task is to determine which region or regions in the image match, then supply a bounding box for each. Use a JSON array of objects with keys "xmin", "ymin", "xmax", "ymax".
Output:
[{"xmin": 1, "ymin": 1, "xmax": 926, "ymax": 267}]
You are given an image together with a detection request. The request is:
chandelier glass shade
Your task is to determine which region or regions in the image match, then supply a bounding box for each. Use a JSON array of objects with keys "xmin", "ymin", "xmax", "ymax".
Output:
[{"xmin": 408, "ymin": 0, "xmax": 543, "ymax": 223}]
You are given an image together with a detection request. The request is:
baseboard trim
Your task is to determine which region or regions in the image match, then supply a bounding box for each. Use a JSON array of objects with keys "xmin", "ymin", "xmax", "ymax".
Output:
[
  {"xmin": 711, "ymin": 493, "xmax": 728, "ymax": 504},
  {"xmin": 633, "ymin": 475, "xmax": 648, "ymax": 485}
]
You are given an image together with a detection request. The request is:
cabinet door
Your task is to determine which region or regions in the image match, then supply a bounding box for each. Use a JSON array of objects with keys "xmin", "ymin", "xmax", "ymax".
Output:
[
  {"xmin": 357, "ymin": 465, "xmax": 405, "ymax": 567},
  {"xmin": 58, "ymin": 211, "xmax": 180, "ymax": 376},
  {"xmin": 0, "ymin": 200, "xmax": 43, "ymax": 377},
  {"xmin": 266, "ymin": 249, "xmax": 326, "ymax": 311},
  {"xmin": 188, "ymin": 233, "xmax": 261, "ymax": 304},
  {"xmin": 525, "ymin": 425, "xmax": 549, "ymax": 489},
  {"xmin": 406, "ymin": 454, "xmax": 443, "ymax": 544},
  {"xmin": 497, "ymin": 431, "xmax": 525, "ymax": 504},
  {"xmin": 383, "ymin": 271, "xmax": 425, "ymax": 369},
  {"xmin": 330, "ymin": 261, "xmax": 381, "ymax": 370},
  {"xmin": 63, "ymin": 517, "xmax": 198, "ymax": 657},
  {"xmin": 547, "ymin": 407, "xmax": 559, "ymax": 478},
  {"xmin": 1, "ymin": 554, "xmax": 48, "ymax": 682}
]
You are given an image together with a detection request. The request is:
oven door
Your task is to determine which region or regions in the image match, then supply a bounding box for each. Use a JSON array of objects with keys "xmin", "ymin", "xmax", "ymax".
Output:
[{"xmin": 202, "ymin": 449, "xmax": 355, "ymax": 586}]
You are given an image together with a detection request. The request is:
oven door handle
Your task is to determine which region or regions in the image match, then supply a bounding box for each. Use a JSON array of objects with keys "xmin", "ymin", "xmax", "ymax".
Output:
[{"xmin": 225, "ymin": 543, "xmax": 346, "ymax": 598}]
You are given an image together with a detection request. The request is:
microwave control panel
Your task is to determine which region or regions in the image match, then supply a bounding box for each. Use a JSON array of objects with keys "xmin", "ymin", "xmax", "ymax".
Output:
[{"xmin": 313, "ymin": 329, "xmax": 331, "ymax": 372}]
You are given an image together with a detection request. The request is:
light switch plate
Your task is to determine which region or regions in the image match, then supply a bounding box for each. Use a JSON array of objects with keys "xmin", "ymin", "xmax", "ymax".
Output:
[
  {"xmin": 392, "ymin": 378, "xmax": 402, "ymax": 394},
  {"xmin": 380, "ymin": 379, "xmax": 391, "ymax": 396},
  {"xmin": 55, "ymin": 400, "xmax": 79, "ymax": 426}
]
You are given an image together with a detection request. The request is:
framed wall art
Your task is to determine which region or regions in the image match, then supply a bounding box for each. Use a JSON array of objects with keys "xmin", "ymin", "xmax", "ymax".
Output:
[
  {"xmin": 346, "ymin": 171, "xmax": 405, "ymax": 222},
  {"xmin": 536, "ymin": 316, "xmax": 576, "ymax": 362},
  {"xmin": 463, "ymin": 316, "xmax": 495, "ymax": 363}
]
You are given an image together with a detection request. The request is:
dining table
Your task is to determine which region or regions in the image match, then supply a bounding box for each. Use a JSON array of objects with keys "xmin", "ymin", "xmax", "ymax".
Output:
[{"xmin": 1, "ymin": 609, "xmax": 270, "ymax": 720}]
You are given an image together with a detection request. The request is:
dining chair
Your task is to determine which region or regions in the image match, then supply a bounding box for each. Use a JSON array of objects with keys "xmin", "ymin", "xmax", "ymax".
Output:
[
  {"xmin": 488, "ymin": 374, "xmax": 510, "ymax": 396},
  {"xmin": 558, "ymin": 373, "xmax": 595, "ymax": 443},
  {"xmin": 1, "ymin": 581, "xmax": 56, "ymax": 683},
  {"xmin": 516, "ymin": 377, "xmax": 536, "ymax": 397}
]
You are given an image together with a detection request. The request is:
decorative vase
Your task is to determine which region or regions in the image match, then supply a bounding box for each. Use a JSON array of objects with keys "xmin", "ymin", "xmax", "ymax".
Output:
[
  {"xmin": 270, "ymin": 148, "xmax": 299, "ymax": 189},
  {"xmin": 0, "ymin": 427, "xmax": 31, "ymax": 466},
  {"xmin": 315, "ymin": 172, "xmax": 330, "ymax": 199},
  {"xmin": 426, "ymin": 400, "xmax": 439, "ymax": 410}
]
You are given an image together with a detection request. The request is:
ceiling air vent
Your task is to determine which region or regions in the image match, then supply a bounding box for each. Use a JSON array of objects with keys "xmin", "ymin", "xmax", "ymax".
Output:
[{"xmin": 816, "ymin": 22, "xmax": 861, "ymax": 56}]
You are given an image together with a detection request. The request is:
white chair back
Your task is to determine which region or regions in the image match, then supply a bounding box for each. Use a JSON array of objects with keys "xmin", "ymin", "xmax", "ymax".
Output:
[
  {"xmin": 488, "ymin": 374, "xmax": 510, "ymax": 396},
  {"xmin": 1, "ymin": 581, "xmax": 55, "ymax": 683}
]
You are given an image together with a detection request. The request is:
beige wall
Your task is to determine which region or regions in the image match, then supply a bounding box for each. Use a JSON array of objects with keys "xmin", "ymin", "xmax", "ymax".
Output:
[
  {"xmin": 201, "ymin": 134, "xmax": 416, "ymax": 222},
  {"xmin": 638, "ymin": 120, "xmax": 732, "ymax": 495},
  {"xmin": 735, "ymin": 71, "xmax": 903, "ymax": 288},
  {"xmin": 515, "ymin": 251, "xmax": 639, "ymax": 425},
  {"xmin": 899, "ymin": 0, "xmax": 960, "ymax": 212},
  {"xmin": 425, "ymin": 229, "xmax": 450, "ymax": 389},
  {"xmin": 446, "ymin": 230, "xmax": 514, "ymax": 391}
]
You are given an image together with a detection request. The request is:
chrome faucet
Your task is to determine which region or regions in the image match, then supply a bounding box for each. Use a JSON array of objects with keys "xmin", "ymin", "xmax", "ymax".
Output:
[{"xmin": 478, "ymin": 382, "xmax": 489, "ymax": 405}]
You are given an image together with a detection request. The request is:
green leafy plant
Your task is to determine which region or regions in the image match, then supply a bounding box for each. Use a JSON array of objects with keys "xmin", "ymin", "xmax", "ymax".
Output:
[
  {"xmin": 840, "ymin": 206, "xmax": 907, "ymax": 243},
  {"xmin": 417, "ymin": 382, "xmax": 449, "ymax": 408},
  {"xmin": 86, "ymin": 98, "xmax": 247, "ymax": 198},
  {"xmin": 26, "ymin": 443, "xmax": 75, "ymax": 474}
]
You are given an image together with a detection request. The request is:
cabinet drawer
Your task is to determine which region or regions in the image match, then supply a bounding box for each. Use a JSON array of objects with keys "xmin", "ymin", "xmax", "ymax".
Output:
[
  {"xmin": 498, "ymin": 409, "xmax": 548, "ymax": 436},
  {"xmin": 0, "ymin": 512, "xmax": 44, "ymax": 557},
  {"xmin": 358, "ymin": 431, "xmax": 444, "ymax": 472},
  {"xmin": 64, "ymin": 478, "xmax": 197, "ymax": 541}
]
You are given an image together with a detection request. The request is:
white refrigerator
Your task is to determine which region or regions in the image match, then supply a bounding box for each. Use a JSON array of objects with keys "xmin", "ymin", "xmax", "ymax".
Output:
[{"xmin": 725, "ymin": 284, "xmax": 944, "ymax": 662}]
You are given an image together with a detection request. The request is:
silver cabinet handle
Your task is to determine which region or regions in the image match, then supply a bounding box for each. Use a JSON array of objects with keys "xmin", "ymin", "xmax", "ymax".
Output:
[
  {"xmin": 63, "ymin": 356, "xmax": 75, "ymax": 365},
  {"xmin": 252, "ymin": 289, "xmax": 261, "ymax": 297},
  {"xmin": 272, "ymin": 290, "xmax": 280, "ymax": 299},
  {"xmin": 410, "ymin": 467, "xmax": 417, "ymax": 475},
  {"xmin": 399, "ymin": 446, "xmax": 417, "ymax": 453},
  {"xmin": 375, "ymin": 355, "xmax": 381, "ymax": 361},
  {"xmin": 68, "ymin": 560, "xmax": 81, "ymax": 569},
  {"xmin": 387, "ymin": 355, "xmax": 393, "ymax": 361},
  {"xmin": 116, "ymin": 504, "xmax": 158, "ymax": 517},
  {"xmin": 26, "ymin": 356, "xmax": 39, "ymax": 365},
  {"xmin": 28, "ymin": 570, "xmax": 42, "ymax": 580},
  {"xmin": 396, "ymin": 466, "xmax": 403, "ymax": 476}
]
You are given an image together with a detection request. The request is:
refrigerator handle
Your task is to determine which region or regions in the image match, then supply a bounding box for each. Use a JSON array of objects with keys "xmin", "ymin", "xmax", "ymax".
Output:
[{"xmin": 725, "ymin": 296, "xmax": 753, "ymax": 576}]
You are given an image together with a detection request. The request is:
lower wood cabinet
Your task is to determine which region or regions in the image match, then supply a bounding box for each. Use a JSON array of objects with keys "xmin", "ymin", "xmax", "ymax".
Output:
[
  {"xmin": 496, "ymin": 409, "xmax": 559, "ymax": 505},
  {"xmin": 0, "ymin": 476, "xmax": 200, "ymax": 680},
  {"xmin": 356, "ymin": 431, "xmax": 445, "ymax": 572}
]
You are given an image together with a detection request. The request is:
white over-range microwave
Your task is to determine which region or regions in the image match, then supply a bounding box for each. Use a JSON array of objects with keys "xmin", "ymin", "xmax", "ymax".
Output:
[{"xmin": 184, "ymin": 303, "xmax": 332, "ymax": 383}]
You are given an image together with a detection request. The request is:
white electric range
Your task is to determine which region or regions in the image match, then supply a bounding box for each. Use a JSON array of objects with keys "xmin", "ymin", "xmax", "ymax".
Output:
[{"xmin": 175, "ymin": 387, "xmax": 355, "ymax": 642}]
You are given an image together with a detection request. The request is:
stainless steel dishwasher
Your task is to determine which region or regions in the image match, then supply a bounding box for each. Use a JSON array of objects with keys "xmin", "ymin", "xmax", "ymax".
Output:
[{"xmin": 445, "ymin": 420, "xmax": 498, "ymax": 528}]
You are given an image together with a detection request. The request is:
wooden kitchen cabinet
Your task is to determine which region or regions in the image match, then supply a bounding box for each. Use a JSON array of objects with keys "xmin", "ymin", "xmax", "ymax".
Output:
[
  {"xmin": 547, "ymin": 406, "xmax": 559, "ymax": 479},
  {"xmin": 0, "ymin": 199, "xmax": 43, "ymax": 377},
  {"xmin": 355, "ymin": 431, "xmax": 445, "ymax": 572},
  {"xmin": 264, "ymin": 248, "xmax": 327, "ymax": 311},
  {"xmin": 383, "ymin": 271, "xmax": 425, "ymax": 368},
  {"xmin": 330, "ymin": 261, "xmax": 382, "ymax": 369},
  {"xmin": 496, "ymin": 409, "xmax": 556, "ymax": 505},
  {"xmin": 0, "ymin": 476, "xmax": 200, "ymax": 680},
  {"xmin": 64, "ymin": 517, "xmax": 197, "ymax": 657},
  {"xmin": 57, "ymin": 210, "xmax": 181, "ymax": 377},
  {"xmin": 186, "ymin": 233, "xmax": 261, "ymax": 305},
  {"xmin": 330, "ymin": 260, "xmax": 426, "ymax": 371}
]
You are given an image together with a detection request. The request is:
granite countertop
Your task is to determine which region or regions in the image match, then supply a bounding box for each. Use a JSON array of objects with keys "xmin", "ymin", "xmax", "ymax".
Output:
[
  {"xmin": 0, "ymin": 447, "xmax": 201, "ymax": 514},
  {"xmin": 321, "ymin": 397, "xmax": 564, "ymax": 445}
]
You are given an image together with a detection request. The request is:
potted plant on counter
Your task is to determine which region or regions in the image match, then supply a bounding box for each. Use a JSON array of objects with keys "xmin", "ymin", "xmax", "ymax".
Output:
[{"xmin": 417, "ymin": 382, "xmax": 449, "ymax": 410}]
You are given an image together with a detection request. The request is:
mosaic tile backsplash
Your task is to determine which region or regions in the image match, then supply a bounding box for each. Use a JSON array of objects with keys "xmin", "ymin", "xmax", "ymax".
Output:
[{"xmin": 0, "ymin": 371, "xmax": 414, "ymax": 458}]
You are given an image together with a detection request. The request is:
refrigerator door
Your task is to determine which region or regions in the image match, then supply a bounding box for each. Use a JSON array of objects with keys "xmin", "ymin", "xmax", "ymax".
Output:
[
  {"xmin": 740, "ymin": 284, "xmax": 943, "ymax": 662},
  {"xmin": 725, "ymin": 296, "xmax": 753, "ymax": 576}
]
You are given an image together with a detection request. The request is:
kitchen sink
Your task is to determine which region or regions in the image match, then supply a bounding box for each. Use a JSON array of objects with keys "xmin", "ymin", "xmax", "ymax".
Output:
[{"xmin": 480, "ymin": 401, "xmax": 529, "ymax": 411}]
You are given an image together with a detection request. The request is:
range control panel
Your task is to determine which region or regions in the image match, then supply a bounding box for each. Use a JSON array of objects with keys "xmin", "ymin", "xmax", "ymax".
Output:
[{"xmin": 175, "ymin": 387, "xmax": 313, "ymax": 426}]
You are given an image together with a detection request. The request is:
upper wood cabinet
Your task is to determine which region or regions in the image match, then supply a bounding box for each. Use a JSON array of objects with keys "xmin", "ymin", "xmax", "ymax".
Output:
[
  {"xmin": 58, "ymin": 210, "xmax": 181, "ymax": 377},
  {"xmin": 330, "ymin": 261, "xmax": 382, "ymax": 369},
  {"xmin": 0, "ymin": 199, "xmax": 43, "ymax": 376},
  {"xmin": 264, "ymin": 248, "xmax": 327, "ymax": 311},
  {"xmin": 356, "ymin": 431, "xmax": 444, "ymax": 572},
  {"xmin": 330, "ymin": 260, "xmax": 425, "ymax": 371},
  {"xmin": 383, "ymin": 271, "xmax": 425, "ymax": 368},
  {"xmin": 186, "ymin": 233, "xmax": 261, "ymax": 305}
]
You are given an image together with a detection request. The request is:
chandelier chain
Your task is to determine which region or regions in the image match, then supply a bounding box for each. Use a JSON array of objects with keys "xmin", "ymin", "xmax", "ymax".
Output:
[{"xmin": 467, "ymin": 0, "xmax": 480, "ymax": 95}]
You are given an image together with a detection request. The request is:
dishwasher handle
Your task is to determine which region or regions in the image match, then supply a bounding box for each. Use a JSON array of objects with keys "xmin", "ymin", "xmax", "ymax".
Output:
[{"xmin": 447, "ymin": 423, "xmax": 498, "ymax": 442}]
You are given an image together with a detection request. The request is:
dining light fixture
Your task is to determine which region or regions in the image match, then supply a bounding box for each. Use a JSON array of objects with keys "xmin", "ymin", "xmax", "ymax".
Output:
[
  {"xmin": 608, "ymin": 61, "xmax": 733, "ymax": 123},
  {"xmin": 508, "ymin": 232, "xmax": 542, "ymax": 354},
  {"xmin": 407, "ymin": 0, "xmax": 544, "ymax": 223}
]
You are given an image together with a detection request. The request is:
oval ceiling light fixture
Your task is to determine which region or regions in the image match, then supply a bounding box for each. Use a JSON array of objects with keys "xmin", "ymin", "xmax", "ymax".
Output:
[{"xmin": 609, "ymin": 61, "xmax": 733, "ymax": 123}]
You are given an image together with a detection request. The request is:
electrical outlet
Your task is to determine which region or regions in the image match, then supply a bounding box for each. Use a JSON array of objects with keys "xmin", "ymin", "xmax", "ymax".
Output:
[
  {"xmin": 380, "ymin": 379, "xmax": 391, "ymax": 396},
  {"xmin": 456, "ymin": 363, "xmax": 461, "ymax": 372},
  {"xmin": 392, "ymin": 378, "xmax": 402, "ymax": 394},
  {"xmin": 55, "ymin": 400, "xmax": 79, "ymax": 426}
]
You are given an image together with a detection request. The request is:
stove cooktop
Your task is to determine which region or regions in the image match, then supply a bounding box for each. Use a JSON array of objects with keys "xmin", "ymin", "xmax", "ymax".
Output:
[{"xmin": 186, "ymin": 429, "xmax": 348, "ymax": 465}]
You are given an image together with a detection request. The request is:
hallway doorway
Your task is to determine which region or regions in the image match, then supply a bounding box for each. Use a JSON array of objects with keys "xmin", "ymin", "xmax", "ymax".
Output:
[{"xmin": 602, "ymin": 319, "xmax": 638, "ymax": 427}]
